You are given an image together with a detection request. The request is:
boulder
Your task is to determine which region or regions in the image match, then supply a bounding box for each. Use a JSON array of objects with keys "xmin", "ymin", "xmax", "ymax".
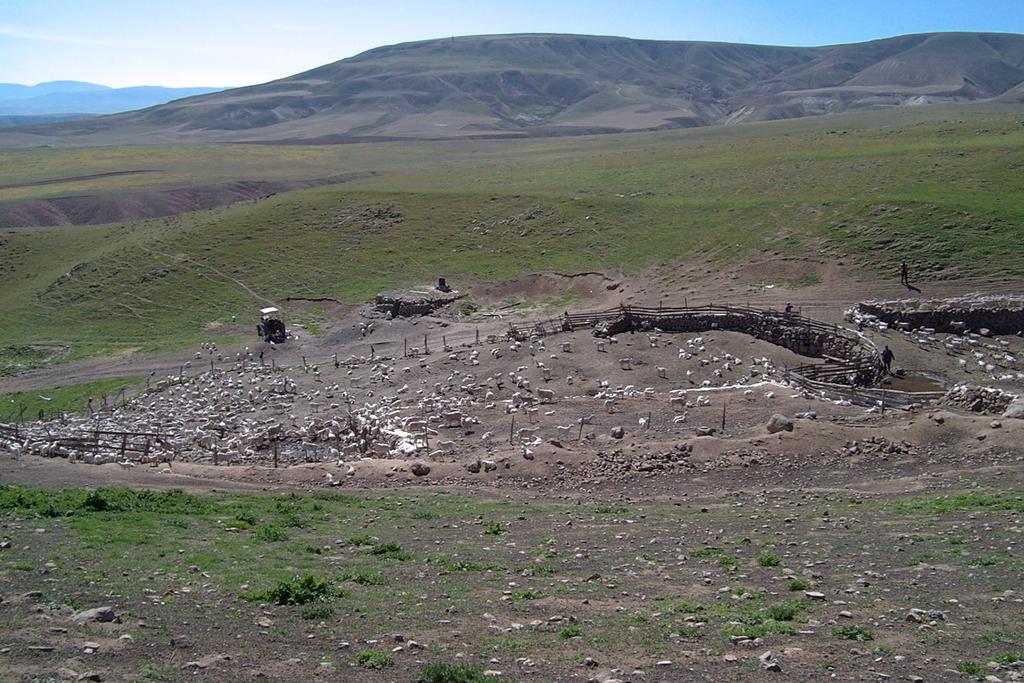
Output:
[
  {"xmin": 766, "ymin": 414, "xmax": 794, "ymax": 434},
  {"xmin": 610, "ymin": 426, "xmax": 625, "ymax": 439},
  {"xmin": 695, "ymin": 426, "xmax": 716, "ymax": 437},
  {"xmin": 410, "ymin": 461, "xmax": 431, "ymax": 477},
  {"xmin": 1003, "ymin": 398, "xmax": 1024, "ymax": 420},
  {"xmin": 70, "ymin": 606, "xmax": 119, "ymax": 624}
]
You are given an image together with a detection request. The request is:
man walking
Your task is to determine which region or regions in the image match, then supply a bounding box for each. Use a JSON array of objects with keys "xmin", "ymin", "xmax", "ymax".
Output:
[{"xmin": 899, "ymin": 261, "xmax": 909, "ymax": 286}]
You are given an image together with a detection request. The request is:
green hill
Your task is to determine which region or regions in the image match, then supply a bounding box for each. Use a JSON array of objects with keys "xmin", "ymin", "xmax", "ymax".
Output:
[
  {"xmin": 3, "ymin": 32, "xmax": 1023, "ymax": 147},
  {"xmin": 1, "ymin": 104, "xmax": 1023, "ymax": 369}
]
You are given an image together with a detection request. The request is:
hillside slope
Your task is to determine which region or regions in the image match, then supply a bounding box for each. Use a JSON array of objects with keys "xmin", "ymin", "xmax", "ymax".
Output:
[{"xmin": 3, "ymin": 32, "xmax": 1022, "ymax": 147}]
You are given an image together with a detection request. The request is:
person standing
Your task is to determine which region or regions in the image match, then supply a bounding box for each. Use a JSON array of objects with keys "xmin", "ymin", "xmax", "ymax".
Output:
[
  {"xmin": 881, "ymin": 345, "xmax": 895, "ymax": 373},
  {"xmin": 899, "ymin": 261, "xmax": 909, "ymax": 286}
]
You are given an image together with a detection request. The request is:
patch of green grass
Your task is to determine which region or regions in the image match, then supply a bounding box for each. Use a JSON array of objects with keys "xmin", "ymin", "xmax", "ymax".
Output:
[
  {"xmin": 592, "ymin": 505, "xmax": 628, "ymax": 514},
  {"xmin": 483, "ymin": 521, "xmax": 508, "ymax": 536},
  {"xmin": 341, "ymin": 534, "xmax": 376, "ymax": 547},
  {"xmin": 0, "ymin": 486, "xmax": 209, "ymax": 517},
  {"xmin": 893, "ymin": 492, "xmax": 1024, "ymax": 515},
  {"xmin": 340, "ymin": 568, "xmax": 386, "ymax": 585},
  {"xmin": 247, "ymin": 574, "xmax": 341, "ymax": 606},
  {"xmin": 434, "ymin": 558, "xmax": 501, "ymax": 573},
  {"xmin": 956, "ymin": 661, "xmax": 984, "ymax": 676},
  {"xmin": 510, "ymin": 589, "xmax": 542, "ymax": 600},
  {"xmin": 832, "ymin": 625, "xmax": 874, "ymax": 641},
  {"xmin": 253, "ymin": 524, "xmax": 288, "ymax": 543},
  {"xmin": 560, "ymin": 625, "xmax": 583, "ymax": 640},
  {"xmin": 419, "ymin": 662, "xmax": 511, "ymax": 683},
  {"xmin": 995, "ymin": 652, "xmax": 1023, "ymax": 665},
  {"xmin": 300, "ymin": 603, "xmax": 335, "ymax": 620},
  {"xmin": 757, "ymin": 553, "xmax": 781, "ymax": 567},
  {"xmin": 0, "ymin": 376, "xmax": 141, "ymax": 421},
  {"xmin": 785, "ymin": 274, "xmax": 821, "ymax": 288},
  {"xmin": 364, "ymin": 541, "xmax": 412, "ymax": 561},
  {"xmin": 354, "ymin": 649, "xmax": 393, "ymax": 669},
  {"xmin": 787, "ymin": 578, "xmax": 810, "ymax": 591},
  {"xmin": 716, "ymin": 554, "xmax": 740, "ymax": 570}
]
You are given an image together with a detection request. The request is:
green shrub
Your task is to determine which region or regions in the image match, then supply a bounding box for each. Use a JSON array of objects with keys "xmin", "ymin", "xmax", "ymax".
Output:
[
  {"xmin": 560, "ymin": 625, "xmax": 583, "ymax": 640},
  {"xmin": 757, "ymin": 553, "xmax": 781, "ymax": 567},
  {"xmin": 995, "ymin": 652, "xmax": 1023, "ymax": 665},
  {"xmin": 253, "ymin": 524, "xmax": 288, "ymax": 543},
  {"xmin": 355, "ymin": 650, "xmax": 392, "ymax": 669},
  {"xmin": 717, "ymin": 554, "xmax": 740, "ymax": 570},
  {"xmin": 418, "ymin": 662, "xmax": 498, "ymax": 683},
  {"xmin": 364, "ymin": 541, "xmax": 412, "ymax": 560},
  {"xmin": 765, "ymin": 602, "xmax": 800, "ymax": 621},
  {"xmin": 300, "ymin": 603, "xmax": 335, "ymax": 620},
  {"xmin": 484, "ymin": 521, "xmax": 507, "ymax": 535},
  {"xmin": 251, "ymin": 574, "xmax": 339, "ymax": 606},
  {"xmin": 341, "ymin": 568, "xmax": 386, "ymax": 585},
  {"xmin": 832, "ymin": 625, "xmax": 874, "ymax": 641},
  {"xmin": 956, "ymin": 661, "xmax": 984, "ymax": 676},
  {"xmin": 787, "ymin": 578, "xmax": 810, "ymax": 591},
  {"xmin": 342, "ymin": 534, "xmax": 375, "ymax": 547}
]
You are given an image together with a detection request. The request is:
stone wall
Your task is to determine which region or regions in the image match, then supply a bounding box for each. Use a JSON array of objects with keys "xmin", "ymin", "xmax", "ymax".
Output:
[{"xmin": 857, "ymin": 296, "xmax": 1024, "ymax": 335}]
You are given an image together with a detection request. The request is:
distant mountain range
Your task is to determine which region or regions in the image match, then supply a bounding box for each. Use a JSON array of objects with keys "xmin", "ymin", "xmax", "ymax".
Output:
[
  {"xmin": 0, "ymin": 80, "xmax": 224, "ymax": 121},
  {"xmin": 2, "ymin": 32, "xmax": 1023, "ymax": 146}
]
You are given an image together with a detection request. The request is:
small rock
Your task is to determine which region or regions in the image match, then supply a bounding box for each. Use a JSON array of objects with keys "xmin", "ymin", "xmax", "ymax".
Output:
[
  {"xmin": 611, "ymin": 426, "xmax": 625, "ymax": 439},
  {"xmin": 410, "ymin": 461, "xmax": 431, "ymax": 477},
  {"xmin": 805, "ymin": 591, "xmax": 826, "ymax": 601}
]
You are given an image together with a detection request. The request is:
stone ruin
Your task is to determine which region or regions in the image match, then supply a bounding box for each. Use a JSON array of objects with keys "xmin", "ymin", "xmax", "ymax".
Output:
[
  {"xmin": 374, "ymin": 283, "xmax": 463, "ymax": 318},
  {"xmin": 852, "ymin": 294, "xmax": 1024, "ymax": 336}
]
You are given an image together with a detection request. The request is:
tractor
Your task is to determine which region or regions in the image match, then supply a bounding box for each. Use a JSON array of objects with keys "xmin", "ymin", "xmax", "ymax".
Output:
[{"xmin": 257, "ymin": 307, "xmax": 287, "ymax": 343}]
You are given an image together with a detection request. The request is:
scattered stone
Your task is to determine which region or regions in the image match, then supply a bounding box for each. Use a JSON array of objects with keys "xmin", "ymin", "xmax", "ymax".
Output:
[
  {"xmin": 410, "ymin": 461, "xmax": 431, "ymax": 477},
  {"xmin": 611, "ymin": 426, "xmax": 625, "ymax": 439}
]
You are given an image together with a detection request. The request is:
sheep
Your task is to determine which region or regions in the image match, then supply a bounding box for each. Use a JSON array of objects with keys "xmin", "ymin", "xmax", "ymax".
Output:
[
  {"xmin": 442, "ymin": 411, "xmax": 464, "ymax": 428},
  {"xmin": 669, "ymin": 396, "xmax": 687, "ymax": 408},
  {"xmin": 619, "ymin": 357, "xmax": 633, "ymax": 371},
  {"xmin": 604, "ymin": 398, "xmax": 617, "ymax": 414},
  {"xmin": 537, "ymin": 388, "xmax": 556, "ymax": 403},
  {"xmin": 555, "ymin": 425, "xmax": 574, "ymax": 440},
  {"xmin": 526, "ymin": 406, "xmax": 540, "ymax": 423},
  {"xmin": 436, "ymin": 440, "xmax": 457, "ymax": 453}
]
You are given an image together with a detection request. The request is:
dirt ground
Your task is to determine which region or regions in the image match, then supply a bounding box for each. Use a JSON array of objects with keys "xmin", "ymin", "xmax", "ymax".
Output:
[{"xmin": 1, "ymin": 260, "xmax": 1023, "ymax": 682}]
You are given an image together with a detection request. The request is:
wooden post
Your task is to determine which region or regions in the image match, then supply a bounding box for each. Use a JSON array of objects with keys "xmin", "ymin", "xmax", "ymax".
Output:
[
  {"xmin": 578, "ymin": 419, "xmax": 584, "ymax": 441},
  {"xmin": 120, "ymin": 433, "xmax": 128, "ymax": 458},
  {"xmin": 721, "ymin": 402, "xmax": 727, "ymax": 432},
  {"xmin": 647, "ymin": 411, "xmax": 652, "ymax": 430},
  {"xmin": 475, "ymin": 328, "xmax": 480, "ymax": 345},
  {"xmin": 424, "ymin": 333, "xmax": 428, "ymax": 354},
  {"xmin": 509, "ymin": 414, "xmax": 515, "ymax": 445},
  {"xmin": 333, "ymin": 353, "xmax": 339, "ymax": 368},
  {"xmin": 271, "ymin": 358, "xmax": 276, "ymax": 371},
  {"xmin": 273, "ymin": 441, "xmax": 279, "ymax": 468},
  {"xmin": 404, "ymin": 338, "xmax": 408, "ymax": 358},
  {"xmin": 143, "ymin": 439, "xmax": 150, "ymax": 461}
]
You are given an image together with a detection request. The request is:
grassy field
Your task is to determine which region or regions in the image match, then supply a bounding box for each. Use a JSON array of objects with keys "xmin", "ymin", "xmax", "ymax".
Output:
[
  {"xmin": 1, "ymin": 103, "xmax": 1023, "ymax": 364},
  {"xmin": 0, "ymin": 376, "xmax": 141, "ymax": 422},
  {"xmin": 0, "ymin": 483, "xmax": 1021, "ymax": 681}
]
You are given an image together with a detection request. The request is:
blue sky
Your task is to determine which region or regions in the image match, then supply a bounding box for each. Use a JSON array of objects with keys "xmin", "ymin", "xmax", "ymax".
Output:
[{"xmin": 2, "ymin": 0, "xmax": 1023, "ymax": 87}]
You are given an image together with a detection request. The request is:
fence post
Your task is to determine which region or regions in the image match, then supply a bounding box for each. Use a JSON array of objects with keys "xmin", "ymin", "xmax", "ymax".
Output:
[{"xmin": 509, "ymin": 414, "xmax": 515, "ymax": 445}]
